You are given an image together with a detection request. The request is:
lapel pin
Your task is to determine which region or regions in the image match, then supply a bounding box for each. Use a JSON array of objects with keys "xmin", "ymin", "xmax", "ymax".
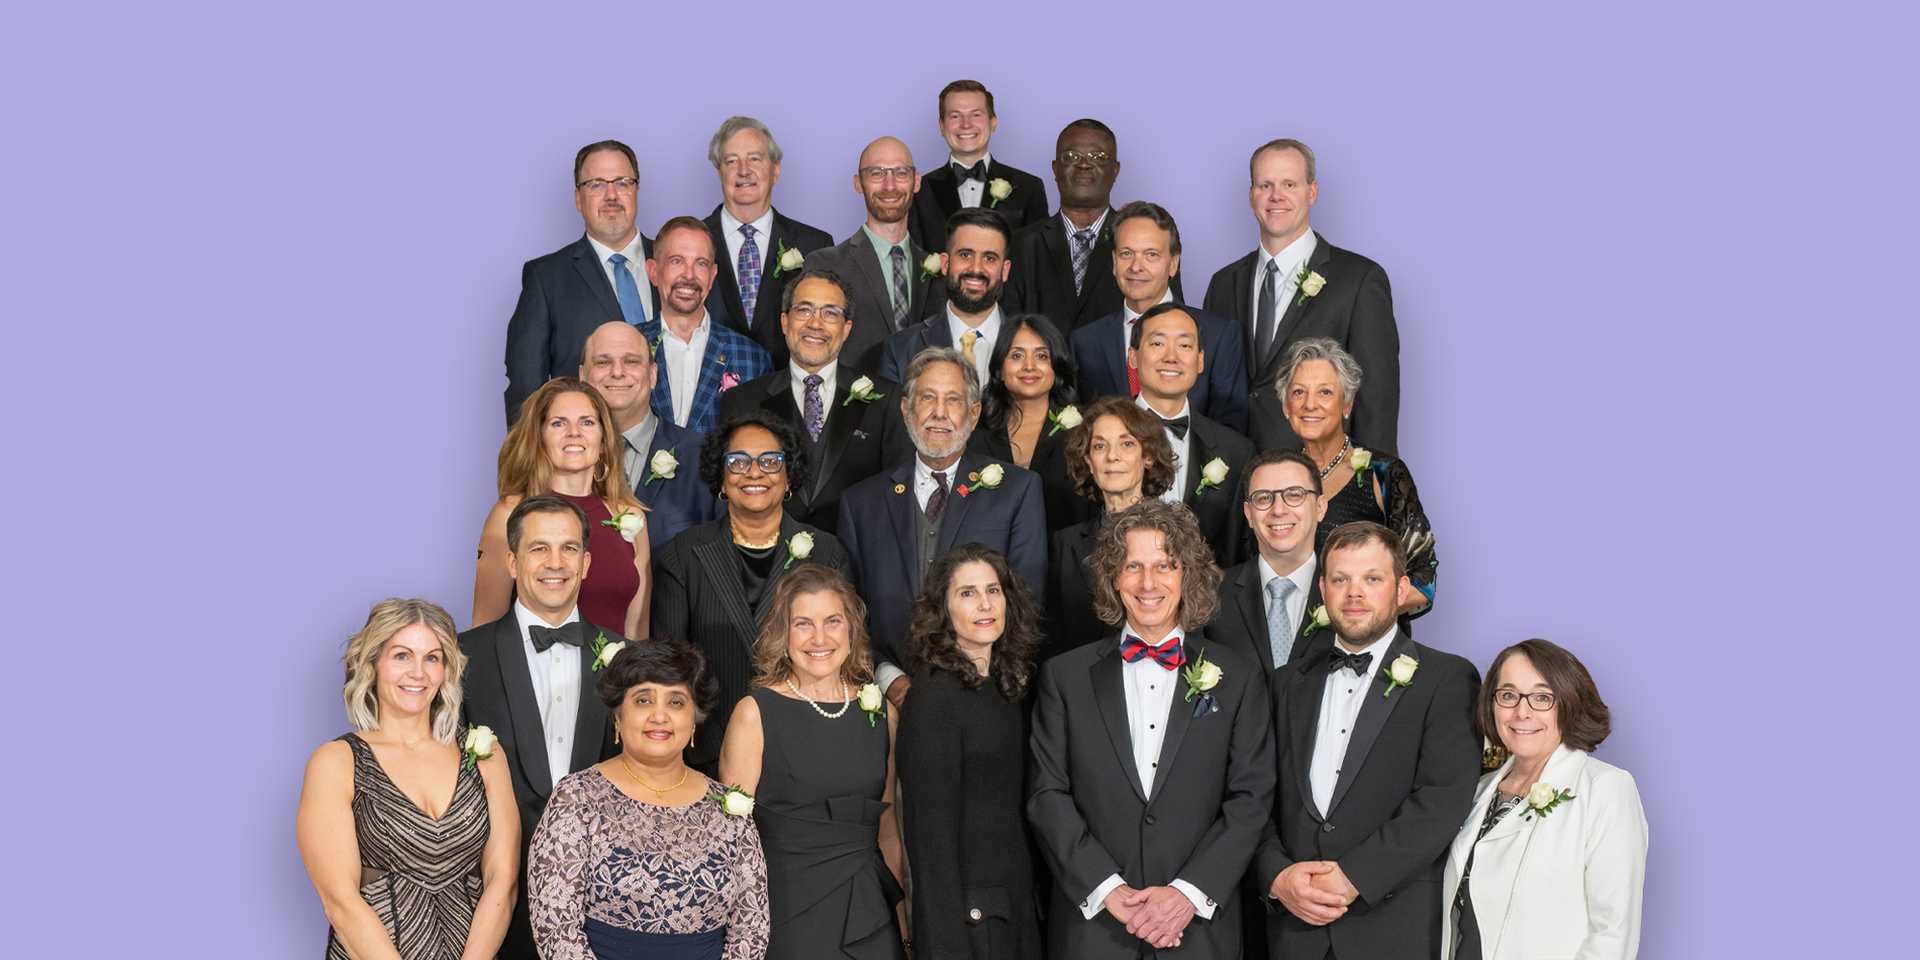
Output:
[{"xmin": 894, "ymin": 483, "xmax": 907, "ymax": 495}]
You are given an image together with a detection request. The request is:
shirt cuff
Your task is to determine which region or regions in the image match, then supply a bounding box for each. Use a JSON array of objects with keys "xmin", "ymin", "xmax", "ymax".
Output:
[
  {"xmin": 876, "ymin": 661, "xmax": 906, "ymax": 694},
  {"xmin": 1170, "ymin": 878, "xmax": 1217, "ymax": 919},
  {"xmin": 1082, "ymin": 874, "xmax": 1125, "ymax": 920}
]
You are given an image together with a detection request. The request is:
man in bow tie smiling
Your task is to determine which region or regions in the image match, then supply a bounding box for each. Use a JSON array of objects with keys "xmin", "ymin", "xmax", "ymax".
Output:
[
  {"xmin": 1132, "ymin": 302, "xmax": 1254, "ymax": 568},
  {"xmin": 1027, "ymin": 499, "xmax": 1273, "ymax": 959},
  {"xmin": 909, "ymin": 79, "xmax": 1050, "ymax": 253}
]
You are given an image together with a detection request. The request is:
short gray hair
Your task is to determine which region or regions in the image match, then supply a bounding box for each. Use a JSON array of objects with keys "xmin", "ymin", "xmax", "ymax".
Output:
[
  {"xmin": 1276, "ymin": 337, "xmax": 1363, "ymax": 405},
  {"xmin": 904, "ymin": 347, "xmax": 981, "ymax": 408},
  {"xmin": 708, "ymin": 116, "xmax": 784, "ymax": 169}
]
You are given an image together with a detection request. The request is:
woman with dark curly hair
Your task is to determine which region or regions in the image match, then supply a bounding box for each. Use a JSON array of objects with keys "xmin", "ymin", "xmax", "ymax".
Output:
[
  {"xmin": 527, "ymin": 638, "xmax": 770, "ymax": 960},
  {"xmin": 652, "ymin": 410, "xmax": 849, "ymax": 775},
  {"xmin": 970, "ymin": 312, "xmax": 1091, "ymax": 532},
  {"xmin": 896, "ymin": 544, "xmax": 1045, "ymax": 960}
]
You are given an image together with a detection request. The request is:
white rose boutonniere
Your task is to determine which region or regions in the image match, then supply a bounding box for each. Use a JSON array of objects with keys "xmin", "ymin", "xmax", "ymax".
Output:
[
  {"xmin": 1524, "ymin": 781, "xmax": 1576, "ymax": 820},
  {"xmin": 462, "ymin": 725, "xmax": 497, "ymax": 771},
  {"xmin": 773, "ymin": 240, "xmax": 805, "ymax": 276},
  {"xmin": 1181, "ymin": 648, "xmax": 1223, "ymax": 715},
  {"xmin": 1193, "ymin": 457, "xmax": 1230, "ymax": 498},
  {"xmin": 919, "ymin": 253, "xmax": 942, "ymax": 282},
  {"xmin": 711, "ymin": 784, "xmax": 756, "ymax": 817},
  {"xmin": 1302, "ymin": 604, "xmax": 1330, "ymax": 636},
  {"xmin": 784, "ymin": 531, "xmax": 815, "ymax": 569},
  {"xmin": 1295, "ymin": 266, "xmax": 1327, "ymax": 307},
  {"xmin": 646, "ymin": 449, "xmax": 679, "ymax": 485},
  {"xmin": 602, "ymin": 510, "xmax": 646, "ymax": 543},
  {"xmin": 843, "ymin": 375, "xmax": 884, "ymax": 406},
  {"xmin": 959, "ymin": 463, "xmax": 1005, "ymax": 497},
  {"xmin": 857, "ymin": 682, "xmax": 885, "ymax": 727},
  {"xmin": 1382, "ymin": 653, "xmax": 1419, "ymax": 698},
  {"xmin": 1046, "ymin": 404, "xmax": 1083, "ymax": 437},
  {"xmin": 987, "ymin": 177, "xmax": 1014, "ymax": 208},
  {"xmin": 1348, "ymin": 446, "xmax": 1373, "ymax": 489},
  {"xmin": 590, "ymin": 631, "xmax": 626, "ymax": 672}
]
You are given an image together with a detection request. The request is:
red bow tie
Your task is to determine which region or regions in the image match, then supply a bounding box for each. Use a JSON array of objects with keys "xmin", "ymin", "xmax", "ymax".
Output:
[{"xmin": 1120, "ymin": 634, "xmax": 1185, "ymax": 670}]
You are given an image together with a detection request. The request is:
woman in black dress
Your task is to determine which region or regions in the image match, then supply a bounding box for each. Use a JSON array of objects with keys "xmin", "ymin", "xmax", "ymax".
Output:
[
  {"xmin": 718, "ymin": 565, "xmax": 904, "ymax": 960},
  {"xmin": 1045, "ymin": 396, "xmax": 1178, "ymax": 657},
  {"xmin": 653, "ymin": 410, "xmax": 849, "ymax": 775},
  {"xmin": 1276, "ymin": 337, "xmax": 1438, "ymax": 618},
  {"xmin": 897, "ymin": 544, "xmax": 1045, "ymax": 960},
  {"xmin": 969, "ymin": 312, "xmax": 1091, "ymax": 533}
]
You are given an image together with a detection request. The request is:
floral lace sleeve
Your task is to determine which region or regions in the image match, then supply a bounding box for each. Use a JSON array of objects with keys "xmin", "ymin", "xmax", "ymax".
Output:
[
  {"xmin": 1379, "ymin": 457, "xmax": 1438, "ymax": 605},
  {"xmin": 526, "ymin": 774, "xmax": 597, "ymax": 960},
  {"xmin": 722, "ymin": 809, "xmax": 771, "ymax": 960}
]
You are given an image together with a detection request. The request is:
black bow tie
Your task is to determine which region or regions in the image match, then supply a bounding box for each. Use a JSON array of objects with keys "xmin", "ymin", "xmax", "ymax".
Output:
[
  {"xmin": 529, "ymin": 623, "xmax": 581, "ymax": 653},
  {"xmin": 1160, "ymin": 415, "xmax": 1190, "ymax": 441},
  {"xmin": 953, "ymin": 160, "xmax": 986, "ymax": 182},
  {"xmin": 1326, "ymin": 649, "xmax": 1373, "ymax": 675}
]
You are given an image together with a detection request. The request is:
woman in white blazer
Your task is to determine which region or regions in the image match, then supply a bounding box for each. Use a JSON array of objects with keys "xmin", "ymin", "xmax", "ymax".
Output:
[{"xmin": 1441, "ymin": 639, "xmax": 1648, "ymax": 959}]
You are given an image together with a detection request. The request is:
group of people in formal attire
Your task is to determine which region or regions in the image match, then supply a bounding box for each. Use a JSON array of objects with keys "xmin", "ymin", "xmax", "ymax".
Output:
[{"xmin": 295, "ymin": 79, "xmax": 1649, "ymax": 960}]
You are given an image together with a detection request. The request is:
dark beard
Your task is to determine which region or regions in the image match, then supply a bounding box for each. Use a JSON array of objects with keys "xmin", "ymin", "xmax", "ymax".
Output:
[
  {"xmin": 1334, "ymin": 611, "xmax": 1396, "ymax": 649},
  {"xmin": 945, "ymin": 274, "xmax": 1002, "ymax": 313}
]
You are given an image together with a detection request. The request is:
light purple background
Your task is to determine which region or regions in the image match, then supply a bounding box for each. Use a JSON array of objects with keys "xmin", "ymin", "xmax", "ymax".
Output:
[{"xmin": 13, "ymin": 1, "xmax": 1910, "ymax": 954}]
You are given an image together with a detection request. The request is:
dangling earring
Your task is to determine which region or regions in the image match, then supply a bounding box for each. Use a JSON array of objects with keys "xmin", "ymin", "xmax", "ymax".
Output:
[
  {"xmin": 613, "ymin": 728, "xmax": 621, "ymax": 745},
  {"xmin": 594, "ymin": 460, "xmax": 609, "ymax": 484}
]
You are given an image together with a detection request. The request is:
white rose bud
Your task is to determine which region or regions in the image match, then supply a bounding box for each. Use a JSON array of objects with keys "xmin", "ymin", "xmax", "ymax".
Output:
[
  {"xmin": 615, "ymin": 512, "xmax": 645, "ymax": 543},
  {"xmin": 850, "ymin": 375, "xmax": 875, "ymax": 394},
  {"xmin": 857, "ymin": 683, "xmax": 884, "ymax": 713},
  {"xmin": 1196, "ymin": 660, "xmax": 1224, "ymax": 690},
  {"xmin": 779, "ymin": 247, "xmax": 805, "ymax": 272},
  {"xmin": 922, "ymin": 253, "xmax": 942, "ymax": 275},
  {"xmin": 1350, "ymin": 448, "xmax": 1373, "ymax": 472},
  {"xmin": 1388, "ymin": 653, "xmax": 1419, "ymax": 685},
  {"xmin": 988, "ymin": 178, "xmax": 1014, "ymax": 202},
  {"xmin": 788, "ymin": 531, "xmax": 815, "ymax": 560},
  {"xmin": 1300, "ymin": 271, "xmax": 1327, "ymax": 296},
  {"xmin": 650, "ymin": 449, "xmax": 678, "ymax": 478},
  {"xmin": 1055, "ymin": 405, "xmax": 1083, "ymax": 429},
  {"xmin": 595, "ymin": 640, "xmax": 627, "ymax": 670},
  {"xmin": 979, "ymin": 463, "xmax": 1006, "ymax": 487},
  {"xmin": 464, "ymin": 725, "xmax": 498, "ymax": 758},
  {"xmin": 1202, "ymin": 457, "xmax": 1230, "ymax": 486},
  {"xmin": 1527, "ymin": 781, "xmax": 1558, "ymax": 808},
  {"xmin": 721, "ymin": 789, "xmax": 755, "ymax": 816},
  {"xmin": 1311, "ymin": 605, "xmax": 1330, "ymax": 628}
]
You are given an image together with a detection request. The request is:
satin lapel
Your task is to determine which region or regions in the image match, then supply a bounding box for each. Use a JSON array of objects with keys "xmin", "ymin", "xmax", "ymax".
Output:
[
  {"xmin": 1090, "ymin": 643, "xmax": 1147, "ymax": 803},
  {"xmin": 1147, "ymin": 630, "xmax": 1207, "ymax": 799},
  {"xmin": 690, "ymin": 532, "xmax": 761, "ymax": 646},
  {"xmin": 1289, "ymin": 662, "xmax": 1326, "ymax": 820},
  {"xmin": 492, "ymin": 618, "xmax": 553, "ymax": 799},
  {"xmin": 570, "ymin": 238, "xmax": 624, "ymax": 323},
  {"xmin": 568, "ymin": 621, "xmax": 612, "ymax": 772},
  {"xmin": 1328, "ymin": 633, "xmax": 1417, "ymax": 814},
  {"xmin": 935, "ymin": 452, "xmax": 986, "ymax": 556},
  {"xmin": 928, "ymin": 167, "xmax": 961, "ymax": 221},
  {"xmin": 1184, "ymin": 423, "xmax": 1215, "ymax": 503},
  {"xmin": 844, "ymin": 231, "xmax": 895, "ymax": 333},
  {"xmin": 1234, "ymin": 565, "xmax": 1274, "ymax": 673},
  {"xmin": 1265, "ymin": 234, "xmax": 1336, "ymax": 369},
  {"xmin": 883, "ymin": 460, "xmax": 922, "ymax": 591}
]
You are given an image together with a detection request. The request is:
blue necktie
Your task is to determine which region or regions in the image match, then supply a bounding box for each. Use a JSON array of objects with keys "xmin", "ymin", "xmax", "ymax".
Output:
[
  {"xmin": 608, "ymin": 253, "xmax": 646, "ymax": 326},
  {"xmin": 1266, "ymin": 578, "xmax": 1298, "ymax": 668}
]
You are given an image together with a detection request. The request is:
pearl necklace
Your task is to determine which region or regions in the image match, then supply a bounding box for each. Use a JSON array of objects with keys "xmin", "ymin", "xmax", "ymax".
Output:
[
  {"xmin": 786, "ymin": 676, "xmax": 852, "ymax": 718},
  {"xmin": 731, "ymin": 519, "xmax": 780, "ymax": 550},
  {"xmin": 1317, "ymin": 437, "xmax": 1352, "ymax": 480}
]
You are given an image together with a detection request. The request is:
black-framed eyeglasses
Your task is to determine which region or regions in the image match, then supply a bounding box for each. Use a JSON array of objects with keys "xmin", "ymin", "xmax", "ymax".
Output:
[
  {"xmin": 724, "ymin": 451, "xmax": 788, "ymax": 475},
  {"xmin": 1246, "ymin": 486, "xmax": 1317, "ymax": 510},
  {"xmin": 787, "ymin": 303, "xmax": 847, "ymax": 323},
  {"xmin": 1059, "ymin": 149, "xmax": 1113, "ymax": 167},
  {"xmin": 1492, "ymin": 689, "xmax": 1557, "ymax": 711},
  {"xmin": 576, "ymin": 177, "xmax": 638, "ymax": 193}
]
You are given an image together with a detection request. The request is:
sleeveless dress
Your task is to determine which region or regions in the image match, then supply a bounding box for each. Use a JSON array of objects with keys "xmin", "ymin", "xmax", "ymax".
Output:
[
  {"xmin": 750, "ymin": 688, "xmax": 905, "ymax": 960},
  {"xmin": 555, "ymin": 491, "xmax": 642, "ymax": 633},
  {"xmin": 325, "ymin": 733, "xmax": 489, "ymax": 960}
]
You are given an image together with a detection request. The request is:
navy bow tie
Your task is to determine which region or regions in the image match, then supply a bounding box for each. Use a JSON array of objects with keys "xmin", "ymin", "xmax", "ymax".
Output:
[
  {"xmin": 529, "ymin": 623, "xmax": 581, "ymax": 652},
  {"xmin": 953, "ymin": 160, "xmax": 986, "ymax": 182},
  {"xmin": 1326, "ymin": 649, "xmax": 1373, "ymax": 675}
]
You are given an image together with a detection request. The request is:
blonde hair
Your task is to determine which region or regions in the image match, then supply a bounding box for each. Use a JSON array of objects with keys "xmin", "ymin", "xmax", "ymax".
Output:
[
  {"xmin": 750, "ymin": 564, "xmax": 875, "ymax": 690},
  {"xmin": 499, "ymin": 377, "xmax": 643, "ymax": 515},
  {"xmin": 343, "ymin": 599, "xmax": 466, "ymax": 744}
]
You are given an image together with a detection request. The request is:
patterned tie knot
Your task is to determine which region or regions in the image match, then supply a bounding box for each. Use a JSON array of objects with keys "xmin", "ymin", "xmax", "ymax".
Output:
[
  {"xmin": 1074, "ymin": 228, "xmax": 1095, "ymax": 248},
  {"xmin": 1268, "ymin": 578, "xmax": 1295, "ymax": 602},
  {"xmin": 1119, "ymin": 634, "xmax": 1186, "ymax": 670},
  {"xmin": 740, "ymin": 224, "xmax": 756, "ymax": 239},
  {"xmin": 804, "ymin": 373, "xmax": 822, "ymax": 387}
]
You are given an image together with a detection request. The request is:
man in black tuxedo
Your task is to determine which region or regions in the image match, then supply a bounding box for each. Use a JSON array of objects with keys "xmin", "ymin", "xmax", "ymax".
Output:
[
  {"xmin": 700, "ymin": 116, "xmax": 834, "ymax": 365},
  {"xmin": 1072, "ymin": 201, "xmax": 1249, "ymax": 432},
  {"xmin": 458, "ymin": 496, "xmax": 622, "ymax": 960},
  {"xmin": 836, "ymin": 346, "xmax": 1047, "ymax": 706},
  {"xmin": 1026, "ymin": 500, "xmax": 1274, "ymax": 958},
  {"xmin": 908, "ymin": 79, "xmax": 1050, "ymax": 253},
  {"xmin": 1254, "ymin": 521, "xmax": 1479, "ymax": 960},
  {"xmin": 1131, "ymin": 303, "xmax": 1254, "ymax": 569},
  {"xmin": 804, "ymin": 136, "xmax": 947, "ymax": 373},
  {"xmin": 719, "ymin": 268, "xmax": 910, "ymax": 534},
  {"xmin": 1212, "ymin": 450, "xmax": 1333, "ymax": 676},
  {"xmin": 578, "ymin": 321, "xmax": 718, "ymax": 553},
  {"xmin": 877, "ymin": 207, "xmax": 1012, "ymax": 389},
  {"xmin": 504, "ymin": 140, "xmax": 660, "ymax": 424},
  {"xmin": 1202, "ymin": 138, "xmax": 1401, "ymax": 455}
]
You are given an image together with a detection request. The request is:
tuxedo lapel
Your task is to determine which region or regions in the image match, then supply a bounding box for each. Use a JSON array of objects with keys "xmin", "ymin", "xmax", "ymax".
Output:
[
  {"xmin": 1147, "ymin": 631, "xmax": 1206, "ymax": 799},
  {"xmin": 1184, "ymin": 422, "xmax": 1215, "ymax": 502},
  {"xmin": 690, "ymin": 530, "xmax": 762, "ymax": 647},
  {"xmin": 1090, "ymin": 643, "xmax": 1148, "ymax": 803},
  {"xmin": 571, "ymin": 239, "xmax": 624, "ymax": 323},
  {"xmin": 1328, "ymin": 633, "xmax": 1417, "ymax": 814},
  {"xmin": 492, "ymin": 618, "xmax": 554, "ymax": 800},
  {"xmin": 568, "ymin": 621, "xmax": 612, "ymax": 772},
  {"xmin": 1289, "ymin": 663, "xmax": 1326, "ymax": 820},
  {"xmin": 928, "ymin": 166, "xmax": 962, "ymax": 220}
]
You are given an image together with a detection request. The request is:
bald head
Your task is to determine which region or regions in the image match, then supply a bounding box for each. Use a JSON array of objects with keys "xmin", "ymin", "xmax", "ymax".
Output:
[
  {"xmin": 854, "ymin": 136, "xmax": 920, "ymax": 227},
  {"xmin": 579, "ymin": 321, "xmax": 656, "ymax": 429}
]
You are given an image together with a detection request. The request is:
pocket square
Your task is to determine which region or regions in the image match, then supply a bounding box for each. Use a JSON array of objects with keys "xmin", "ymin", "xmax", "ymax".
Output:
[{"xmin": 853, "ymin": 429, "xmax": 870, "ymax": 440}]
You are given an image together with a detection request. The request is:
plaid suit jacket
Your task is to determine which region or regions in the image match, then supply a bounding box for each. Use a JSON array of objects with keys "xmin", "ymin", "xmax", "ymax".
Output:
[{"xmin": 642, "ymin": 317, "xmax": 771, "ymax": 436}]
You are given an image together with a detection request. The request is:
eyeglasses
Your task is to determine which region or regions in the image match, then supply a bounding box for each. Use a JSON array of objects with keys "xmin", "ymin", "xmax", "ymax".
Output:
[
  {"xmin": 577, "ymin": 177, "xmax": 638, "ymax": 194},
  {"xmin": 787, "ymin": 303, "xmax": 847, "ymax": 323},
  {"xmin": 1059, "ymin": 150, "xmax": 1113, "ymax": 167},
  {"xmin": 859, "ymin": 165, "xmax": 916, "ymax": 183},
  {"xmin": 1492, "ymin": 689, "xmax": 1557, "ymax": 711},
  {"xmin": 724, "ymin": 451, "xmax": 788, "ymax": 475},
  {"xmin": 1246, "ymin": 486, "xmax": 1317, "ymax": 510}
]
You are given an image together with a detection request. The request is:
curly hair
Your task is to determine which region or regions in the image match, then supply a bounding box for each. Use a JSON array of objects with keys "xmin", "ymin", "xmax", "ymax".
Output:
[
  {"xmin": 1087, "ymin": 500, "xmax": 1222, "ymax": 630},
  {"xmin": 596, "ymin": 635, "xmax": 722, "ymax": 723},
  {"xmin": 906, "ymin": 544, "xmax": 1040, "ymax": 700},
  {"xmin": 1478, "ymin": 639, "xmax": 1613, "ymax": 753},
  {"xmin": 750, "ymin": 564, "xmax": 875, "ymax": 690},
  {"xmin": 697, "ymin": 410, "xmax": 812, "ymax": 498},
  {"xmin": 498, "ymin": 377, "xmax": 642, "ymax": 515},
  {"xmin": 981, "ymin": 313, "xmax": 1078, "ymax": 437},
  {"xmin": 342, "ymin": 598, "xmax": 466, "ymax": 745},
  {"xmin": 1062, "ymin": 396, "xmax": 1176, "ymax": 503}
]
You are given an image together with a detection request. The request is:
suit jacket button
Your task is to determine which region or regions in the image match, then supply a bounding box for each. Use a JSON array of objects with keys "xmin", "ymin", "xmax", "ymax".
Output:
[
  {"xmin": 969, "ymin": 907, "xmax": 983, "ymax": 921},
  {"xmin": 1322, "ymin": 822, "xmax": 1336, "ymax": 833},
  {"xmin": 1145, "ymin": 814, "xmax": 1157, "ymax": 826}
]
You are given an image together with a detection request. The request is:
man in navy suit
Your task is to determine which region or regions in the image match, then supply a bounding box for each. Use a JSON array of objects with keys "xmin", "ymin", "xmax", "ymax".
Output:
[
  {"xmin": 1071, "ymin": 201, "xmax": 1249, "ymax": 432},
  {"xmin": 877, "ymin": 206, "xmax": 1012, "ymax": 389},
  {"xmin": 837, "ymin": 346, "xmax": 1047, "ymax": 706},
  {"xmin": 908, "ymin": 79, "xmax": 1050, "ymax": 252},
  {"xmin": 639, "ymin": 216, "xmax": 771, "ymax": 437},
  {"xmin": 699, "ymin": 116, "xmax": 834, "ymax": 365},
  {"xmin": 578, "ymin": 321, "xmax": 718, "ymax": 554},
  {"xmin": 504, "ymin": 140, "xmax": 661, "ymax": 424}
]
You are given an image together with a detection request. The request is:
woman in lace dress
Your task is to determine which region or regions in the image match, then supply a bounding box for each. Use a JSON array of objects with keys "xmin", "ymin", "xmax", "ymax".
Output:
[{"xmin": 528, "ymin": 637, "xmax": 770, "ymax": 960}]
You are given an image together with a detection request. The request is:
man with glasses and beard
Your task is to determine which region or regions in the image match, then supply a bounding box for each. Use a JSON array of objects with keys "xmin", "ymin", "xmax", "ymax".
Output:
[
  {"xmin": 504, "ymin": 140, "xmax": 661, "ymax": 424},
  {"xmin": 877, "ymin": 207, "xmax": 1012, "ymax": 389},
  {"xmin": 837, "ymin": 347, "xmax": 1047, "ymax": 708},
  {"xmin": 805, "ymin": 136, "xmax": 948, "ymax": 373}
]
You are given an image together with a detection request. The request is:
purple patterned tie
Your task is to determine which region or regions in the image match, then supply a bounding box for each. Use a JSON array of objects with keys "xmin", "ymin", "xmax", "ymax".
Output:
[
  {"xmin": 803, "ymin": 374, "xmax": 824, "ymax": 440},
  {"xmin": 927, "ymin": 471, "xmax": 950, "ymax": 519},
  {"xmin": 1071, "ymin": 227, "xmax": 1096, "ymax": 295},
  {"xmin": 738, "ymin": 224, "xmax": 763, "ymax": 319}
]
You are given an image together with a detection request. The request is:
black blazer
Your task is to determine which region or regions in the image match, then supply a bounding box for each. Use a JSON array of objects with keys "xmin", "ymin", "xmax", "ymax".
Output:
[
  {"xmin": 968, "ymin": 418, "xmax": 1092, "ymax": 535},
  {"xmin": 701, "ymin": 205, "xmax": 834, "ymax": 365},
  {"xmin": 836, "ymin": 451, "xmax": 1048, "ymax": 668},
  {"xmin": 1254, "ymin": 633, "xmax": 1481, "ymax": 960},
  {"xmin": 876, "ymin": 309, "xmax": 958, "ymax": 386},
  {"xmin": 908, "ymin": 157, "xmax": 1050, "ymax": 253},
  {"xmin": 650, "ymin": 514, "xmax": 847, "ymax": 771},
  {"xmin": 457, "ymin": 615, "xmax": 620, "ymax": 960},
  {"xmin": 1005, "ymin": 211, "xmax": 1185, "ymax": 331},
  {"xmin": 804, "ymin": 229, "xmax": 948, "ymax": 374},
  {"xmin": 1043, "ymin": 515, "xmax": 1105, "ymax": 660},
  {"xmin": 1176, "ymin": 413, "xmax": 1256, "ymax": 569},
  {"xmin": 503, "ymin": 233, "xmax": 659, "ymax": 425},
  {"xmin": 1201, "ymin": 233, "xmax": 1400, "ymax": 456},
  {"xmin": 718, "ymin": 364, "xmax": 911, "ymax": 535},
  {"xmin": 1210, "ymin": 559, "xmax": 1331, "ymax": 675},
  {"xmin": 1070, "ymin": 305, "xmax": 1251, "ymax": 434},
  {"xmin": 1026, "ymin": 634, "xmax": 1275, "ymax": 960}
]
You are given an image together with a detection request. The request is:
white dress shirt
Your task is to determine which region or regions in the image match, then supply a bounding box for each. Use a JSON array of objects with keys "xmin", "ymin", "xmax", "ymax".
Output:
[
  {"xmin": 720, "ymin": 207, "xmax": 777, "ymax": 289},
  {"xmin": 1082, "ymin": 625, "xmax": 1217, "ymax": 921},
  {"xmin": 912, "ymin": 454, "xmax": 961, "ymax": 512},
  {"xmin": 1136, "ymin": 395, "xmax": 1194, "ymax": 501},
  {"xmin": 1252, "ymin": 230, "xmax": 1318, "ymax": 327},
  {"xmin": 659, "ymin": 310, "xmax": 712, "ymax": 427},
  {"xmin": 1258, "ymin": 553, "xmax": 1317, "ymax": 640},
  {"xmin": 789, "ymin": 361, "xmax": 838, "ymax": 431},
  {"xmin": 1310, "ymin": 625, "xmax": 1396, "ymax": 815},
  {"xmin": 950, "ymin": 152, "xmax": 991, "ymax": 208},
  {"xmin": 585, "ymin": 233, "xmax": 652, "ymax": 325},
  {"xmin": 1122, "ymin": 288, "xmax": 1175, "ymax": 359},
  {"xmin": 945, "ymin": 304, "xmax": 1002, "ymax": 388},
  {"xmin": 514, "ymin": 601, "xmax": 583, "ymax": 792}
]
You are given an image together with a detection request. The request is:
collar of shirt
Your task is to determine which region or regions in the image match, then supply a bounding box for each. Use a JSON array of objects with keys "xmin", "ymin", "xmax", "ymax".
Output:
[
  {"xmin": 661, "ymin": 309, "xmax": 712, "ymax": 346},
  {"xmin": 1122, "ymin": 288, "xmax": 1176, "ymax": 325},
  {"xmin": 945, "ymin": 303, "xmax": 1003, "ymax": 343},
  {"xmin": 1258, "ymin": 553, "xmax": 1317, "ymax": 598},
  {"xmin": 949, "ymin": 152, "xmax": 994, "ymax": 179},
  {"xmin": 1134, "ymin": 392, "xmax": 1192, "ymax": 423},
  {"xmin": 914, "ymin": 454, "xmax": 962, "ymax": 510},
  {"xmin": 790, "ymin": 362, "xmax": 838, "ymax": 403},
  {"xmin": 1062, "ymin": 208, "xmax": 1110, "ymax": 241},
  {"xmin": 621, "ymin": 412, "xmax": 660, "ymax": 481},
  {"xmin": 513, "ymin": 601, "xmax": 581, "ymax": 647},
  {"xmin": 720, "ymin": 206, "xmax": 775, "ymax": 240},
  {"xmin": 586, "ymin": 232, "xmax": 647, "ymax": 267},
  {"xmin": 862, "ymin": 223, "xmax": 910, "ymax": 258},
  {"xmin": 1259, "ymin": 229, "xmax": 1318, "ymax": 284}
]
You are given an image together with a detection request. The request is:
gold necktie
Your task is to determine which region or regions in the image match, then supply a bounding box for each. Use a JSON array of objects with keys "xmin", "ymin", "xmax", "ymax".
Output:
[{"xmin": 960, "ymin": 330, "xmax": 979, "ymax": 365}]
